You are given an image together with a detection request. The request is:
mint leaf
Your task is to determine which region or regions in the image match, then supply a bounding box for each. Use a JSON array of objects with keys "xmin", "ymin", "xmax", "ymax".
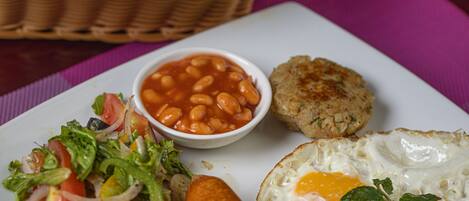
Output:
[
  {"xmin": 92, "ymin": 94, "xmax": 105, "ymax": 115},
  {"xmin": 399, "ymin": 193, "xmax": 440, "ymax": 201},
  {"xmin": 373, "ymin": 178, "xmax": 393, "ymax": 195},
  {"xmin": 341, "ymin": 186, "xmax": 387, "ymax": 201}
]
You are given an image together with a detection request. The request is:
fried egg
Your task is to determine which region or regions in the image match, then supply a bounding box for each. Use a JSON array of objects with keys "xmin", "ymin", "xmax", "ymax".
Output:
[{"xmin": 257, "ymin": 129, "xmax": 469, "ymax": 201}]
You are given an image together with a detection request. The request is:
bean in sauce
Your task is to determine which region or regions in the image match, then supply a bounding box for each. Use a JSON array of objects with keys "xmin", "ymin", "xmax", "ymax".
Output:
[{"xmin": 141, "ymin": 54, "xmax": 260, "ymax": 135}]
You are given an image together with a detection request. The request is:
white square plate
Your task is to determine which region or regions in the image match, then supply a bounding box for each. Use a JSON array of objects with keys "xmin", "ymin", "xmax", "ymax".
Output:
[{"xmin": 1, "ymin": 2, "xmax": 468, "ymax": 200}]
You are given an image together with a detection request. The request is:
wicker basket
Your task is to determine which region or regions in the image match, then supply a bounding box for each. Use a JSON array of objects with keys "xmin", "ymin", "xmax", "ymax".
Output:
[{"xmin": 0, "ymin": 0, "xmax": 253, "ymax": 43}]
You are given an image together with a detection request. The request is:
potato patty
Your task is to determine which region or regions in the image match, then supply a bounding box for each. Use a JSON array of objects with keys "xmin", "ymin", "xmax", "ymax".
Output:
[
  {"xmin": 186, "ymin": 175, "xmax": 241, "ymax": 201},
  {"xmin": 270, "ymin": 56, "xmax": 373, "ymax": 138}
]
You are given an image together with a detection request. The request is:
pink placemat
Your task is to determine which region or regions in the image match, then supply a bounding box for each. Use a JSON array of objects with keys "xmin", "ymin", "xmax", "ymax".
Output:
[{"xmin": 1, "ymin": 0, "xmax": 468, "ymax": 125}]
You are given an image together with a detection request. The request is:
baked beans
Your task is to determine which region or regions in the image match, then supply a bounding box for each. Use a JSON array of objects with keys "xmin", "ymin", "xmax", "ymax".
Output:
[{"xmin": 141, "ymin": 54, "xmax": 260, "ymax": 135}]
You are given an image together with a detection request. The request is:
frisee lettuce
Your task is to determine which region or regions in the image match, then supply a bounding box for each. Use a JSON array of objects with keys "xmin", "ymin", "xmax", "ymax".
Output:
[
  {"xmin": 100, "ymin": 158, "xmax": 163, "ymax": 201},
  {"xmin": 3, "ymin": 92, "xmax": 192, "ymax": 201},
  {"xmin": 95, "ymin": 139, "xmax": 191, "ymax": 201},
  {"xmin": 50, "ymin": 120, "xmax": 97, "ymax": 181},
  {"xmin": 32, "ymin": 146, "xmax": 58, "ymax": 170},
  {"xmin": 8, "ymin": 160, "xmax": 22, "ymax": 174},
  {"xmin": 2, "ymin": 166, "xmax": 70, "ymax": 201},
  {"xmin": 96, "ymin": 139, "xmax": 122, "ymax": 159},
  {"xmin": 159, "ymin": 140, "xmax": 191, "ymax": 178}
]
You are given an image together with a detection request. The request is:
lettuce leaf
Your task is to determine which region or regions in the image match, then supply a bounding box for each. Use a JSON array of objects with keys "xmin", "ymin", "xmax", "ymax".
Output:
[
  {"xmin": 100, "ymin": 158, "xmax": 163, "ymax": 201},
  {"xmin": 125, "ymin": 139, "xmax": 191, "ymax": 178},
  {"xmin": 159, "ymin": 140, "xmax": 191, "ymax": 177},
  {"xmin": 92, "ymin": 94, "xmax": 105, "ymax": 115},
  {"xmin": 50, "ymin": 120, "xmax": 97, "ymax": 181},
  {"xmin": 2, "ymin": 166, "xmax": 70, "ymax": 201},
  {"xmin": 8, "ymin": 160, "xmax": 22, "ymax": 174},
  {"xmin": 32, "ymin": 146, "xmax": 58, "ymax": 170},
  {"xmin": 97, "ymin": 139, "xmax": 122, "ymax": 160}
]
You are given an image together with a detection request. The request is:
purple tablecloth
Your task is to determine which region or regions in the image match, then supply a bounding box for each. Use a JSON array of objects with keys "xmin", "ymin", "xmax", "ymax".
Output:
[{"xmin": 1, "ymin": 0, "xmax": 468, "ymax": 125}]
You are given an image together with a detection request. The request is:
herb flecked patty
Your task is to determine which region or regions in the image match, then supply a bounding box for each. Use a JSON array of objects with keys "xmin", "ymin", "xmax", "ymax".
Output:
[{"xmin": 269, "ymin": 56, "xmax": 373, "ymax": 138}]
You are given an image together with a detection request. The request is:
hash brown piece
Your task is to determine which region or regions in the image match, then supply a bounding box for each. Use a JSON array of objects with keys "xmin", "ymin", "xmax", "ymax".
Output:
[
  {"xmin": 186, "ymin": 175, "xmax": 241, "ymax": 201},
  {"xmin": 269, "ymin": 56, "xmax": 373, "ymax": 138}
]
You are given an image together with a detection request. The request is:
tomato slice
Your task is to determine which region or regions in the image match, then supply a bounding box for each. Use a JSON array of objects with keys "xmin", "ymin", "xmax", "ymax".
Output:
[
  {"xmin": 129, "ymin": 111, "xmax": 151, "ymax": 137},
  {"xmin": 101, "ymin": 93, "xmax": 125, "ymax": 131},
  {"xmin": 48, "ymin": 140, "xmax": 85, "ymax": 201}
]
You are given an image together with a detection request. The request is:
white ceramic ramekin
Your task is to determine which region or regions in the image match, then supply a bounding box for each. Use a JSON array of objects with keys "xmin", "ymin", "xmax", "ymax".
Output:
[{"xmin": 133, "ymin": 47, "xmax": 272, "ymax": 149}]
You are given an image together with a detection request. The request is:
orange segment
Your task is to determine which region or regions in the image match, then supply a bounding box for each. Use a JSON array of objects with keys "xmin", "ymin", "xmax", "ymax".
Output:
[{"xmin": 295, "ymin": 172, "xmax": 363, "ymax": 201}]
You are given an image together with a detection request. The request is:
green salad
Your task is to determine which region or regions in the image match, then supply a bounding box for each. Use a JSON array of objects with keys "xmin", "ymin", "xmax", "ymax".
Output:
[{"xmin": 3, "ymin": 93, "xmax": 191, "ymax": 201}]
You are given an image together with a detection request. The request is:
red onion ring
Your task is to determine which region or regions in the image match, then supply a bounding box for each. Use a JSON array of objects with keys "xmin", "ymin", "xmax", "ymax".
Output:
[{"xmin": 96, "ymin": 101, "xmax": 130, "ymax": 140}]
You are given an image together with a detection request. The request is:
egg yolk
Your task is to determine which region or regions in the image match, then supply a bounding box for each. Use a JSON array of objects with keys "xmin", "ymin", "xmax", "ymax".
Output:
[{"xmin": 295, "ymin": 172, "xmax": 363, "ymax": 201}]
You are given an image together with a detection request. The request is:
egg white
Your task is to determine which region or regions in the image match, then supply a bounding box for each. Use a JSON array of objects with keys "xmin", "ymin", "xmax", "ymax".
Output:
[{"xmin": 257, "ymin": 129, "xmax": 469, "ymax": 201}]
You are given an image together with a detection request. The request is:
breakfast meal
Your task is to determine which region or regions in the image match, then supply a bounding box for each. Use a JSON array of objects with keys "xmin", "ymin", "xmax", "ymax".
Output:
[
  {"xmin": 269, "ymin": 56, "xmax": 374, "ymax": 138},
  {"xmin": 255, "ymin": 128, "xmax": 469, "ymax": 201},
  {"xmin": 140, "ymin": 54, "xmax": 261, "ymax": 135},
  {"xmin": 2, "ymin": 48, "xmax": 465, "ymax": 201},
  {"xmin": 2, "ymin": 92, "xmax": 238, "ymax": 201}
]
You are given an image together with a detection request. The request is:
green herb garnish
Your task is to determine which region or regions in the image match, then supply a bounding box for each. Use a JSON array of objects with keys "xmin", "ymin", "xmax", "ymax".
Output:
[
  {"xmin": 341, "ymin": 186, "xmax": 387, "ymax": 201},
  {"xmin": 341, "ymin": 177, "xmax": 440, "ymax": 201},
  {"xmin": 399, "ymin": 193, "xmax": 441, "ymax": 201}
]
